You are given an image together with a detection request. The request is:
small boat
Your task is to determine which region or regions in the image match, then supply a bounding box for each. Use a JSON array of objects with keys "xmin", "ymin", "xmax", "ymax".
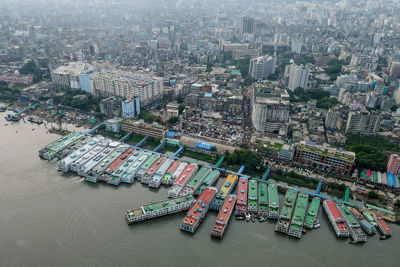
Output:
[
  {"xmin": 313, "ymin": 224, "xmax": 320, "ymax": 229},
  {"xmin": 246, "ymin": 213, "xmax": 251, "ymax": 222},
  {"xmin": 251, "ymin": 214, "xmax": 256, "ymax": 223},
  {"xmin": 235, "ymin": 215, "xmax": 245, "ymax": 220},
  {"xmin": 379, "ymin": 235, "xmax": 388, "ymax": 240},
  {"xmin": 302, "ymin": 228, "xmax": 307, "ymax": 234},
  {"xmin": 259, "ymin": 217, "xmax": 267, "ymax": 222}
]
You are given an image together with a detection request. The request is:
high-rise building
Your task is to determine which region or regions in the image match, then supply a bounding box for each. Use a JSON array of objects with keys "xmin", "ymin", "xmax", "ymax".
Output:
[
  {"xmin": 365, "ymin": 92, "xmax": 378, "ymax": 109},
  {"xmin": 122, "ymin": 97, "xmax": 140, "ymax": 119},
  {"xmin": 387, "ymin": 154, "xmax": 400, "ymax": 175},
  {"xmin": 248, "ymin": 55, "xmax": 277, "ymax": 80},
  {"xmin": 251, "ymin": 82, "xmax": 290, "ymax": 133},
  {"xmin": 285, "ymin": 63, "xmax": 309, "ymax": 90},
  {"xmin": 345, "ymin": 110, "xmax": 382, "ymax": 135},
  {"xmin": 291, "ymin": 39, "xmax": 302, "ymax": 54},
  {"xmin": 51, "ymin": 62, "xmax": 94, "ymax": 89},
  {"xmin": 239, "ymin": 17, "xmax": 254, "ymax": 35},
  {"xmin": 325, "ymin": 109, "xmax": 341, "ymax": 130},
  {"xmin": 78, "ymin": 70, "xmax": 95, "ymax": 94},
  {"xmin": 91, "ymin": 70, "xmax": 163, "ymax": 107},
  {"xmin": 394, "ymin": 86, "xmax": 400, "ymax": 105},
  {"xmin": 349, "ymin": 54, "xmax": 378, "ymax": 72},
  {"xmin": 389, "ymin": 61, "xmax": 400, "ymax": 77}
]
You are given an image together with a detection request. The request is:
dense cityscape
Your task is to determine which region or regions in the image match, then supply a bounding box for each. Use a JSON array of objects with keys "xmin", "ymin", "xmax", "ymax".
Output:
[{"xmin": 1, "ymin": 0, "xmax": 400, "ymax": 266}]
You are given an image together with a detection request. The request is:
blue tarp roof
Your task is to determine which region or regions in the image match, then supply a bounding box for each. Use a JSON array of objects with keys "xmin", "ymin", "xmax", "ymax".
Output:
[
  {"xmin": 196, "ymin": 141, "xmax": 214, "ymax": 150},
  {"xmin": 165, "ymin": 131, "xmax": 176, "ymax": 138},
  {"xmin": 204, "ymin": 93, "xmax": 212, "ymax": 98},
  {"xmin": 387, "ymin": 173, "xmax": 396, "ymax": 186}
]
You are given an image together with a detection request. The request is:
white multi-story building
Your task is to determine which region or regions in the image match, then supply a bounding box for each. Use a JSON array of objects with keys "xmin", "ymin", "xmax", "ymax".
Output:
[
  {"xmin": 365, "ymin": 92, "xmax": 378, "ymax": 109},
  {"xmin": 248, "ymin": 55, "xmax": 277, "ymax": 80},
  {"xmin": 394, "ymin": 86, "xmax": 400, "ymax": 105},
  {"xmin": 251, "ymin": 82, "xmax": 290, "ymax": 133},
  {"xmin": 325, "ymin": 109, "xmax": 341, "ymax": 130},
  {"xmin": 291, "ymin": 39, "xmax": 302, "ymax": 54},
  {"xmin": 91, "ymin": 70, "xmax": 163, "ymax": 107},
  {"xmin": 335, "ymin": 74, "xmax": 358, "ymax": 91},
  {"xmin": 346, "ymin": 110, "xmax": 382, "ymax": 135},
  {"xmin": 350, "ymin": 54, "xmax": 378, "ymax": 72},
  {"xmin": 285, "ymin": 63, "xmax": 309, "ymax": 90},
  {"xmin": 51, "ymin": 62, "xmax": 94, "ymax": 89}
]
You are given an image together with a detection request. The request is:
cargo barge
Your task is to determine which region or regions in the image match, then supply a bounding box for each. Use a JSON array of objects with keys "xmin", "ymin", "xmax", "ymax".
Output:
[
  {"xmin": 161, "ymin": 160, "xmax": 181, "ymax": 185},
  {"xmin": 149, "ymin": 158, "xmax": 174, "ymax": 188},
  {"xmin": 304, "ymin": 197, "xmax": 320, "ymax": 229},
  {"xmin": 210, "ymin": 174, "xmax": 239, "ymax": 211},
  {"xmin": 338, "ymin": 205, "xmax": 366, "ymax": 243},
  {"xmin": 168, "ymin": 164, "xmax": 198, "ymax": 198},
  {"xmin": 211, "ymin": 194, "xmax": 237, "ymax": 239},
  {"xmin": 275, "ymin": 188, "xmax": 298, "ymax": 233},
  {"xmin": 268, "ymin": 184, "xmax": 279, "ymax": 219},
  {"xmin": 195, "ymin": 170, "xmax": 220, "ymax": 196},
  {"xmin": 373, "ymin": 213, "xmax": 392, "ymax": 237},
  {"xmin": 141, "ymin": 157, "xmax": 166, "ymax": 184},
  {"xmin": 136, "ymin": 154, "xmax": 159, "ymax": 181},
  {"xmin": 288, "ymin": 193, "xmax": 309, "ymax": 238},
  {"xmin": 350, "ymin": 208, "xmax": 375, "ymax": 235},
  {"xmin": 234, "ymin": 177, "xmax": 248, "ymax": 217},
  {"xmin": 109, "ymin": 151, "xmax": 143, "ymax": 185},
  {"xmin": 180, "ymin": 187, "xmax": 217, "ymax": 233},
  {"xmin": 120, "ymin": 152, "xmax": 150, "ymax": 183},
  {"xmin": 323, "ymin": 200, "xmax": 349, "ymax": 238},
  {"xmin": 180, "ymin": 166, "xmax": 211, "ymax": 197},
  {"xmin": 125, "ymin": 195, "xmax": 195, "ymax": 224},
  {"xmin": 258, "ymin": 182, "xmax": 268, "ymax": 218},
  {"xmin": 247, "ymin": 180, "xmax": 258, "ymax": 214},
  {"xmin": 28, "ymin": 116, "xmax": 43, "ymax": 124}
]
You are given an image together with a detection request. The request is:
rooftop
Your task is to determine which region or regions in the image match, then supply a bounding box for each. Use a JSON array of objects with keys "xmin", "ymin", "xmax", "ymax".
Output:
[{"xmin": 142, "ymin": 195, "xmax": 195, "ymax": 213}]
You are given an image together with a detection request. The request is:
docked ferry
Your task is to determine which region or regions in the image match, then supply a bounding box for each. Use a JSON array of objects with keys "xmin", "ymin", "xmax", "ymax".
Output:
[
  {"xmin": 234, "ymin": 177, "xmax": 248, "ymax": 217},
  {"xmin": 275, "ymin": 188, "xmax": 298, "ymax": 234},
  {"xmin": 288, "ymin": 193, "xmax": 309, "ymax": 238},
  {"xmin": 267, "ymin": 184, "xmax": 279, "ymax": 219},
  {"xmin": 373, "ymin": 213, "xmax": 392, "ymax": 237},
  {"xmin": 211, "ymin": 194, "xmax": 237, "ymax": 239},
  {"xmin": 323, "ymin": 200, "xmax": 349, "ymax": 238}
]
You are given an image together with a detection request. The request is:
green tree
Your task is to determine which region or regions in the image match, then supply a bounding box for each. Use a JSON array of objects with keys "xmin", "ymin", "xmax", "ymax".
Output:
[
  {"xmin": 176, "ymin": 94, "xmax": 184, "ymax": 104},
  {"xmin": 20, "ymin": 60, "xmax": 44, "ymax": 82},
  {"xmin": 227, "ymin": 149, "xmax": 264, "ymax": 173},
  {"xmin": 206, "ymin": 63, "xmax": 213, "ymax": 73},
  {"xmin": 168, "ymin": 116, "xmax": 179, "ymax": 125},
  {"xmin": 178, "ymin": 104, "xmax": 185, "ymax": 115},
  {"xmin": 367, "ymin": 190, "xmax": 379, "ymax": 199},
  {"xmin": 144, "ymin": 113, "xmax": 154, "ymax": 124}
]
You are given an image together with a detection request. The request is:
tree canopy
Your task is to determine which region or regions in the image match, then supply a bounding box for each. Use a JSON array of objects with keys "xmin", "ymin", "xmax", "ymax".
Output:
[
  {"xmin": 20, "ymin": 60, "xmax": 44, "ymax": 82},
  {"xmin": 226, "ymin": 149, "xmax": 265, "ymax": 173}
]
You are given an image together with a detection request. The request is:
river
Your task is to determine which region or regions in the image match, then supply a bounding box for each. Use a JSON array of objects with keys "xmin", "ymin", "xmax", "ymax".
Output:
[{"xmin": 0, "ymin": 120, "xmax": 399, "ymax": 266}]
